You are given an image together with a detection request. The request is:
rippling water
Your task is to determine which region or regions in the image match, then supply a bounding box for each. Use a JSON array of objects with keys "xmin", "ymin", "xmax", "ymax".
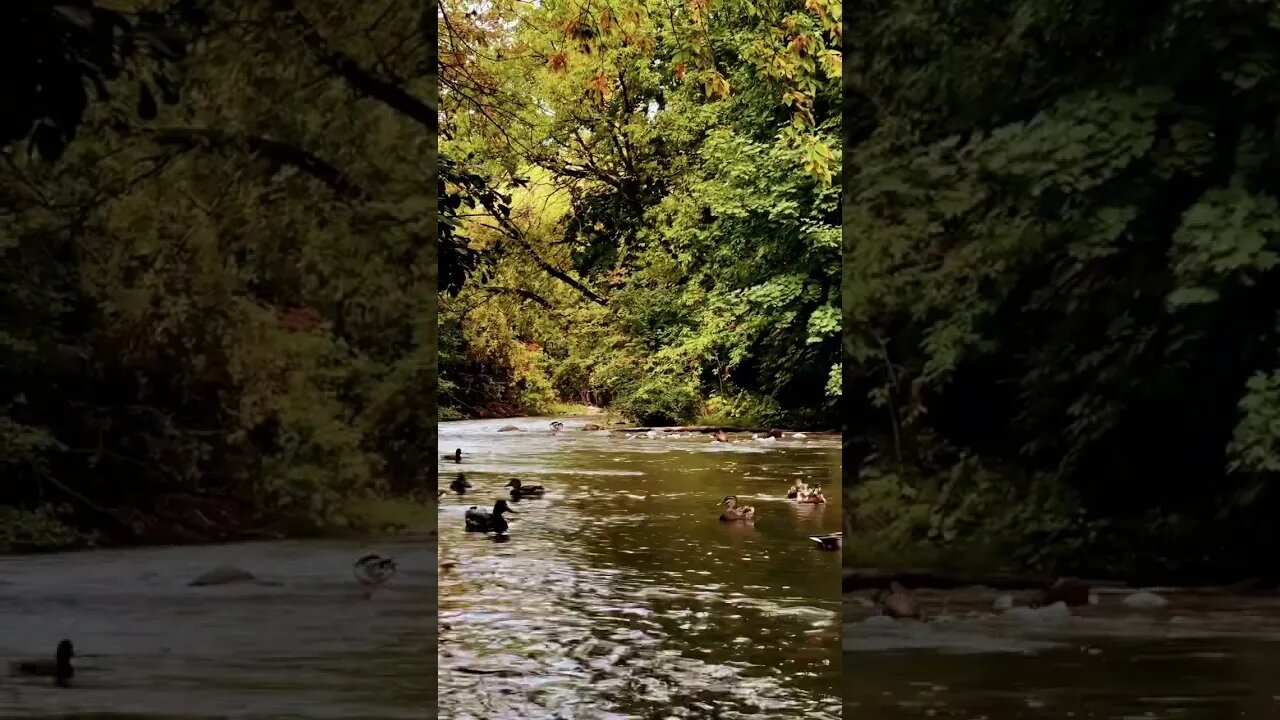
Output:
[
  {"xmin": 845, "ymin": 587, "xmax": 1280, "ymax": 718},
  {"xmin": 437, "ymin": 416, "xmax": 842, "ymax": 719},
  {"xmin": 0, "ymin": 538, "xmax": 433, "ymax": 719}
]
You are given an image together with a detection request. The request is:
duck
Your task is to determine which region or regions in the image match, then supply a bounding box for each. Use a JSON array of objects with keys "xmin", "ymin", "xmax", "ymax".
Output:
[
  {"xmin": 799, "ymin": 485, "xmax": 827, "ymax": 504},
  {"xmin": 352, "ymin": 554, "xmax": 397, "ymax": 587},
  {"xmin": 9, "ymin": 640, "xmax": 75, "ymax": 687},
  {"xmin": 873, "ymin": 581, "xmax": 923, "ymax": 620},
  {"xmin": 550, "ymin": 421, "xmax": 564, "ymax": 433},
  {"xmin": 449, "ymin": 475, "xmax": 472, "ymax": 494},
  {"xmin": 713, "ymin": 429, "xmax": 729, "ymax": 443},
  {"xmin": 719, "ymin": 495, "xmax": 756, "ymax": 522},
  {"xmin": 505, "ymin": 478, "xmax": 545, "ymax": 497},
  {"xmin": 442, "ymin": 448, "xmax": 462, "ymax": 463},
  {"xmin": 809, "ymin": 532, "xmax": 842, "ymax": 551},
  {"xmin": 464, "ymin": 499, "xmax": 519, "ymax": 535},
  {"xmin": 786, "ymin": 480, "xmax": 810, "ymax": 499}
]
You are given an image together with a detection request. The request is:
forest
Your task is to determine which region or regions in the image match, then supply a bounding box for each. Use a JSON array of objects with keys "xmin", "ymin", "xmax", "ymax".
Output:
[
  {"xmin": 842, "ymin": 0, "xmax": 1280, "ymax": 582},
  {"xmin": 439, "ymin": 0, "xmax": 842, "ymax": 429},
  {"xmin": 1, "ymin": 1, "xmax": 437, "ymax": 551}
]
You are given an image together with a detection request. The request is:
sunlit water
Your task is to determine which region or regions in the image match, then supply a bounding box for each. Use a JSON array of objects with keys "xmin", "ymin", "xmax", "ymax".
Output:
[
  {"xmin": 0, "ymin": 538, "xmax": 433, "ymax": 719},
  {"xmin": 437, "ymin": 416, "xmax": 842, "ymax": 719},
  {"xmin": 845, "ymin": 587, "xmax": 1280, "ymax": 718}
]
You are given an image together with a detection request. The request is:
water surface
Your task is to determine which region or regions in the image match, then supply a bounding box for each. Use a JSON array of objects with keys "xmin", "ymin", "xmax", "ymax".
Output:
[
  {"xmin": 438, "ymin": 416, "xmax": 841, "ymax": 718},
  {"xmin": 845, "ymin": 586, "xmax": 1280, "ymax": 718},
  {"xmin": 0, "ymin": 538, "xmax": 432, "ymax": 719}
]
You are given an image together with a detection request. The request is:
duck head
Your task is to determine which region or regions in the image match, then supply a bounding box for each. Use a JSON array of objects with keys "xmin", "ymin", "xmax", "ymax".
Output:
[
  {"xmin": 721, "ymin": 495, "xmax": 739, "ymax": 509},
  {"xmin": 453, "ymin": 448, "xmax": 462, "ymax": 462},
  {"xmin": 505, "ymin": 478, "xmax": 522, "ymax": 490},
  {"xmin": 493, "ymin": 499, "xmax": 517, "ymax": 515},
  {"xmin": 56, "ymin": 640, "xmax": 74, "ymax": 663}
]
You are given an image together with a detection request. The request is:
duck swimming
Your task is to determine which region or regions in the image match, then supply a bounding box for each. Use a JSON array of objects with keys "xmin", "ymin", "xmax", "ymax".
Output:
[
  {"xmin": 9, "ymin": 640, "xmax": 74, "ymax": 687},
  {"xmin": 786, "ymin": 480, "xmax": 810, "ymax": 499},
  {"xmin": 719, "ymin": 495, "xmax": 756, "ymax": 522},
  {"xmin": 713, "ymin": 429, "xmax": 729, "ymax": 443},
  {"xmin": 442, "ymin": 448, "xmax": 462, "ymax": 463},
  {"xmin": 809, "ymin": 532, "xmax": 842, "ymax": 551},
  {"xmin": 505, "ymin": 478, "xmax": 545, "ymax": 497},
  {"xmin": 873, "ymin": 581, "xmax": 923, "ymax": 620},
  {"xmin": 799, "ymin": 485, "xmax": 827, "ymax": 504},
  {"xmin": 465, "ymin": 499, "xmax": 518, "ymax": 535},
  {"xmin": 352, "ymin": 554, "xmax": 398, "ymax": 587},
  {"xmin": 550, "ymin": 421, "xmax": 564, "ymax": 432},
  {"xmin": 449, "ymin": 475, "xmax": 472, "ymax": 494}
]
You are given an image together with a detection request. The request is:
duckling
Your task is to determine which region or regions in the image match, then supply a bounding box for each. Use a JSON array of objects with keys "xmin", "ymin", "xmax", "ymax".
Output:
[
  {"xmin": 505, "ymin": 478, "xmax": 545, "ymax": 497},
  {"xmin": 873, "ymin": 581, "xmax": 922, "ymax": 620},
  {"xmin": 449, "ymin": 475, "xmax": 472, "ymax": 494},
  {"xmin": 464, "ymin": 499, "xmax": 519, "ymax": 535},
  {"xmin": 441, "ymin": 448, "xmax": 462, "ymax": 463},
  {"xmin": 719, "ymin": 495, "xmax": 756, "ymax": 522},
  {"xmin": 9, "ymin": 640, "xmax": 74, "ymax": 687},
  {"xmin": 809, "ymin": 532, "xmax": 842, "ymax": 551},
  {"xmin": 352, "ymin": 554, "xmax": 397, "ymax": 587}
]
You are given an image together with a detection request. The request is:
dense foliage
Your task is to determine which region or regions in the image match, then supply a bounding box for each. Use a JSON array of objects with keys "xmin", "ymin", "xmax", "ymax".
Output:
[
  {"xmin": 843, "ymin": 0, "xmax": 1280, "ymax": 580},
  {"xmin": 439, "ymin": 0, "xmax": 842, "ymax": 427},
  {"xmin": 1, "ymin": 1, "xmax": 437, "ymax": 550}
]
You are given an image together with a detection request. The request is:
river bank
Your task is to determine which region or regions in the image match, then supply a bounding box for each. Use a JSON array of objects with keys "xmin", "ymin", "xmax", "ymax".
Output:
[{"xmin": 0, "ymin": 495, "xmax": 435, "ymax": 556}]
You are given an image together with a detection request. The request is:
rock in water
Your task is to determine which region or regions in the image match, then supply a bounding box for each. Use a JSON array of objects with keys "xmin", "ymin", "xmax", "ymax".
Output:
[
  {"xmin": 581, "ymin": 423, "xmax": 604, "ymax": 431},
  {"xmin": 1122, "ymin": 591, "xmax": 1169, "ymax": 609},
  {"xmin": 190, "ymin": 565, "xmax": 257, "ymax": 587}
]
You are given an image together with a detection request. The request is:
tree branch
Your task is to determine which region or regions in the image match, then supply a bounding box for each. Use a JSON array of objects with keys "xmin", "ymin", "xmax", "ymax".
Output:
[{"xmin": 272, "ymin": 0, "xmax": 436, "ymax": 132}]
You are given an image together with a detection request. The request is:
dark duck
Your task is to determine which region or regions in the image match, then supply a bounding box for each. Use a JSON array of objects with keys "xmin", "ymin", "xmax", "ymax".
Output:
[
  {"xmin": 465, "ymin": 499, "xmax": 518, "ymax": 535},
  {"xmin": 505, "ymin": 478, "xmax": 545, "ymax": 497},
  {"xmin": 442, "ymin": 448, "xmax": 462, "ymax": 463},
  {"xmin": 449, "ymin": 475, "xmax": 472, "ymax": 494},
  {"xmin": 352, "ymin": 554, "xmax": 397, "ymax": 588},
  {"xmin": 10, "ymin": 640, "xmax": 75, "ymax": 687}
]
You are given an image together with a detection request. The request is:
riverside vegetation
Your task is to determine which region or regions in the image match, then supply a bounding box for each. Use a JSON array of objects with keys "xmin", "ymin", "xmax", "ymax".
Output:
[
  {"xmin": 1, "ymin": 1, "xmax": 437, "ymax": 552},
  {"xmin": 438, "ymin": 0, "xmax": 842, "ymax": 429},
  {"xmin": 842, "ymin": 0, "xmax": 1280, "ymax": 583}
]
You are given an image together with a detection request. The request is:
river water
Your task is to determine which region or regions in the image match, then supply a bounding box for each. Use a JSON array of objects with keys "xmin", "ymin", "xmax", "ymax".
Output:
[
  {"xmin": 0, "ymin": 537, "xmax": 433, "ymax": 719},
  {"xmin": 845, "ymin": 586, "xmax": 1280, "ymax": 718},
  {"xmin": 437, "ymin": 416, "xmax": 842, "ymax": 719}
]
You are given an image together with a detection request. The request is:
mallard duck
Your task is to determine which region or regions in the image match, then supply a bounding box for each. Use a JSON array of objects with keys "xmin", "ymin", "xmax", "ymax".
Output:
[
  {"xmin": 442, "ymin": 448, "xmax": 462, "ymax": 463},
  {"xmin": 809, "ymin": 532, "xmax": 841, "ymax": 551},
  {"xmin": 550, "ymin": 421, "xmax": 564, "ymax": 432},
  {"xmin": 719, "ymin": 495, "xmax": 756, "ymax": 522},
  {"xmin": 505, "ymin": 478, "xmax": 545, "ymax": 497},
  {"xmin": 786, "ymin": 480, "xmax": 810, "ymax": 499},
  {"xmin": 873, "ymin": 581, "xmax": 922, "ymax": 620},
  {"xmin": 465, "ymin": 499, "xmax": 518, "ymax": 534},
  {"xmin": 449, "ymin": 475, "xmax": 472, "ymax": 494},
  {"xmin": 9, "ymin": 640, "xmax": 74, "ymax": 687},
  {"xmin": 713, "ymin": 430, "xmax": 729, "ymax": 443},
  {"xmin": 352, "ymin": 554, "xmax": 397, "ymax": 587}
]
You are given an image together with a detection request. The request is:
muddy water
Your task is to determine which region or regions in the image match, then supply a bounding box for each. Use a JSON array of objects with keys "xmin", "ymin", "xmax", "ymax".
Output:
[
  {"xmin": 845, "ymin": 587, "xmax": 1280, "ymax": 718},
  {"xmin": 437, "ymin": 417, "xmax": 842, "ymax": 719},
  {"xmin": 0, "ymin": 538, "xmax": 433, "ymax": 719}
]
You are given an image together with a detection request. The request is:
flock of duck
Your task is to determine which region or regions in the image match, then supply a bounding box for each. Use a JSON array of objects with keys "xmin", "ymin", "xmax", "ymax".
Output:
[
  {"xmin": 864, "ymin": 577, "xmax": 1172, "ymax": 622},
  {"xmin": 439, "ymin": 420, "xmax": 842, "ymax": 551}
]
